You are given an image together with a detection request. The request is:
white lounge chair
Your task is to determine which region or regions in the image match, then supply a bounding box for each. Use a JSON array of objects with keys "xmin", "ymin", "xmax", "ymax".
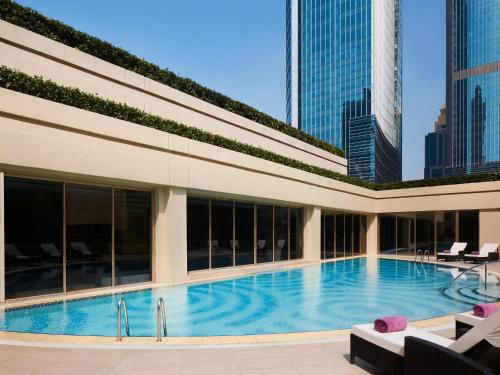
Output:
[
  {"xmin": 70, "ymin": 242, "xmax": 92, "ymax": 257},
  {"xmin": 455, "ymin": 310, "xmax": 489, "ymax": 339},
  {"xmin": 464, "ymin": 243, "xmax": 499, "ymax": 263},
  {"xmin": 41, "ymin": 243, "xmax": 61, "ymax": 258},
  {"xmin": 274, "ymin": 239, "xmax": 286, "ymax": 261},
  {"xmin": 436, "ymin": 242, "xmax": 467, "ymax": 261},
  {"xmin": 350, "ymin": 311, "xmax": 500, "ymax": 374}
]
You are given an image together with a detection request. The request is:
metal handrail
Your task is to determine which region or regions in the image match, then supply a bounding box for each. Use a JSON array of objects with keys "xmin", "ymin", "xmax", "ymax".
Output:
[
  {"xmin": 415, "ymin": 249, "xmax": 422, "ymax": 262},
  {"xmin": 117, "ymin": 297, "xmax": 130, "ymax": 341},
  {"xmin": 157, "ymin": 297, "xmax": 167, "ymax": 341},
  {"xmin": 423, "ymin": 250, "xmax": 430, "ymax": 262},
  {"xmin": 448, "ymin": 260, "xmax": 499, "ymax": 290}
]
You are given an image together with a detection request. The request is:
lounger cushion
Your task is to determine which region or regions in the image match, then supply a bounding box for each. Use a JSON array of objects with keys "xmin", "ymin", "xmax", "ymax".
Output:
[
  {"xmin": 449, "ymin": 311, "xmax": 500, "ymax": 353},
  {"xmin": 351, "ymin": 324, "xmax": 454, "ymax": 355},
  {"xmin": 456, "ymin": 311, "xmax": 485, "ymax": 327}
]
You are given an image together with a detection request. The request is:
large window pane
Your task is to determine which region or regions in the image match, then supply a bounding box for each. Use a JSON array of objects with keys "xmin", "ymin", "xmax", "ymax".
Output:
[
  {"xmin": 321, "ymin": 215, "xmax": 325, "ymax": 259},
  {"xmin": 187, "ymin": 197, "xmax": 210, "ymax": 271},
  {"xmin": 335, "ymin": 214, "xmax": 344, "ymax": 257},
  {"xmin": 235, "ymin": 203, "xmax": 254, "ymax": 266},
  {"xmin": 66, "ymin": 184, "xmax": 112, "ymax": 291},
  {"xmin": 380, "ymin": 215, "xmax": 396, "ymax": 254},
  {"xmin": 353, "ymin": 216, "xmax": 360, "ymax": 255},
  {"xmin": 345, "ymin": 214, "xmax": 353, "ymax": 257},
  {"xmin": 324, "ymin": 214, "xmax": 334, "ymax": 258},
  {"xmin": 274, "ymin": 207, "xmax": 289, "ymax": 261},
  {"xmin": 397, "ymin": 216, "xmax": 414, "ymax": 255},
  {"xmin": 436, "ymin": 211, "xmax": 456, "ymax": 252},
  {"xmin": 459, "ymin": 211, "xmax": 479, "ymax": 252},
  {"xmin": 416, "ymin": 212, "xmax": 435, "ymax": 255},
  {"xmin": 290, "ymin": 208, "xmax": 302, "ymax": 259},
  {"xmin": 114, "ymin": 189, "xmax": 151, "ymax": 285},
  {"xmin": 5, "ymin": 177, "xmax": 63, "ymax": 299},
  {"xmin": 257, "ymin": 205, "xmax": 273, "ymax": 263},
  {"xmin": 211, "ymin": 200, "xmax": 233, "ymax": 268}
]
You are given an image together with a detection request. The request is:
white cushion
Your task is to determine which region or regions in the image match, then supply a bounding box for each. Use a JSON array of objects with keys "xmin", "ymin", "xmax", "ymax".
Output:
[
  {"xmin": 464, "ymin": 254, "xmax": 487, "ymax": 258},
  {"xmin": 449, "ymin": 310, "xmax": 500, "ymax": 353},
  {"xmin": 351, "ymin": 324, "xmax": 454, "ymax": 356},
  {"xmin": 455, "ymin": 311, "xmax": 484, "ymax": 327}
]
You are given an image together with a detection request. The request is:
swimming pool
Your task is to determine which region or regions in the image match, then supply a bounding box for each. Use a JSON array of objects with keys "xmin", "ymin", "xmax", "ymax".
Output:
[{"xmin": 0, "ymin": 258, "xmax": 494, "ymax": 336}]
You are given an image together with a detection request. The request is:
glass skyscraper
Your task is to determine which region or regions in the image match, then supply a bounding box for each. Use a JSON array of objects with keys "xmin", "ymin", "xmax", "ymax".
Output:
[
  {"xmin": 446, "ymin": 0, "xmax": 500, "ymax": 175},
  {"xmin": 286, "ymin": 0, "xmax": 402, "ymax": 183}
]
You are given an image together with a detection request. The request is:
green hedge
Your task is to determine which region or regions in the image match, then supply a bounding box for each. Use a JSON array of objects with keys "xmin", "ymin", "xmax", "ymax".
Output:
[
  {"xmin": 0, "ymin": 0, "xmax": 345, "ymax": 158},
  {"xmin": 1, "ymin": 66, "xmax": 499, "ymax": 191}
]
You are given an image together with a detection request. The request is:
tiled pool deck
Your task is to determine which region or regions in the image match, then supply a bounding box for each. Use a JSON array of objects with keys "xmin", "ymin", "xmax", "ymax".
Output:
[{"xmin": 0, "ymin": 255, "xmax": 497, "ymax": 374}]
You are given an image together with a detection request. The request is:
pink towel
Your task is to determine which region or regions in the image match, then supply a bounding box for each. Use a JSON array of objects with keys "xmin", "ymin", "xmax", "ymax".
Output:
[
  {"xmin": 374, "ymin": 316, "xmax": 408, "ymax": 333},
  {"xmin": 442, "ymin": 249, "xmax": 451, "ymax": 254},
  {"xmin": 473, "ymin": 304, "xmax": 498, "ymax": 318}
]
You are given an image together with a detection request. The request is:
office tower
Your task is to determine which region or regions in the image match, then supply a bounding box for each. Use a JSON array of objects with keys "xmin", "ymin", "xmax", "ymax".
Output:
[
  {"xmin": 286, "ymin": 0, "xmax": 402, "ymax": 182},
  {"xmin": 425, "ymin": 105, "xmax": 447, "ymax": 179},
  {"xmin": 445, "ymin": 0, "xmax": 500, "ymax": 175}
]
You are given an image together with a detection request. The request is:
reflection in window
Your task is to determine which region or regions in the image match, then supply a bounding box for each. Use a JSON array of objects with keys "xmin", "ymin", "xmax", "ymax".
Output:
[
  {"xmin": 114, "ymin": 189, "xmax": 151, "ymax": 285},
  {"xmin": 335, "ymin": 214, "xmax": 344, "ymax": 257},
  {"xmin": 324, "ymin": 214, "xmax": 334, "ymax": 258},
  {"xmin": 66, "ymin": 184, "xmax": 112, "ymax": 291},
  {"xmin": 353, "ymin": 216, "xmax": 360, "ymax": 254},
  {"xmin": 256, "ymin": 205, "xmax": 273, "ymax": 263},
  {"xmin": 416, "ymin": 213, "xmax": 434, "ymax": 254},
  {"xmin": 345, "ymin": 214, "xmax": 353, "ymax": 257},
  {"xmin": 459, "ymin": 211, "xmax": 479, "ymax": 252},
  {"xmin": 290, "ymin": 208, "xmax": 302, "ymax": 259},
  {"xmin": 274, "ymin": 207, "xmax": 289, "ymax": 261},
  {"xmin": 211, "ymin": 200, "xmax": 233, "ymax": 268},
  {"xmin": 379, "ymin": 215, "xmax": 396, "ymax": 254},
  {"xmin": 436, "ymin": 212, "xmax": 456, "ymax": 252},
  {"xmin": 187, "ymin": 197, "xmax": 210, "ymax": 271},
  {"xmin": 5, "ymin": 177, "xmax": 63, "ymax": 299},
  {"xmin": 235, "ymin": 203, "xmax": 254, "ymax": 266}
]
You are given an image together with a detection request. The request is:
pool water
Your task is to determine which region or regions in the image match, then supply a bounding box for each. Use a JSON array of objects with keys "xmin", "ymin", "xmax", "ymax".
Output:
[{"xmin": 0, "ymin": 259, "xmax": 483, "ymax": 336}]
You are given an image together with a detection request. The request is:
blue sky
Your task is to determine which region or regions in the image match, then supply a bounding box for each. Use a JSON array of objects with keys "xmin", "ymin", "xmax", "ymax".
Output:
[{"xmin": 16, "ymin": 0, "xmax": 445, "ymax": 181}]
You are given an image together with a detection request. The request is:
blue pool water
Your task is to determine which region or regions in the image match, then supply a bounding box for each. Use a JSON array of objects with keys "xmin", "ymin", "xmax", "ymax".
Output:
[{"xmin": 0, "ymin": 259, "xmax": 485, "ymax": 336}]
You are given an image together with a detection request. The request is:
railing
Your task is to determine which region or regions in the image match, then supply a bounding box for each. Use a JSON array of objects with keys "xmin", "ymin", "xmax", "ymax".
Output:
[
  {"xmin": 448, "ymin": 261, "xmax": 499, "ymax": 291},
  {"xmin": 157, "ymin": 297, "xmax": 167, "ymax": 341},
  {"xmin": 415, "ymin": 249, "xmax": 431, "ymax": 263},
  {"xmin": 415, "ymin": 250, "xmax": 422, "ymax": 262},
  {"xmin": 117, "ymin": 297, "xmax": 130, "ymax": 341}
]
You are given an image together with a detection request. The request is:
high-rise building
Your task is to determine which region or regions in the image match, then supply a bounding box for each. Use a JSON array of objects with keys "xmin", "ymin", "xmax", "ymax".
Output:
[
  {"xmin": 445, "ymin": 0, "xmax": 500, "ymax": 175},
  {"xmin": 286, "ymin": 0, "xmax": 403, "ymax": 183},
  {"xmin": 424, "ymin": 105, "xmax": 447, "ymax": 179}
]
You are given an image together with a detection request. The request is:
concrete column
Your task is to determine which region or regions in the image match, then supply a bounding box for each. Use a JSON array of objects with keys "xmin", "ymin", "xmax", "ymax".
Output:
[
  {"xmin": 303, "ymin": 206, "xmax": 321, "ymax": 261},
  {"xmin": 154, "ymin": 186, "xmax": 187, "ymax": 285},
  {"xmin": 479, "ymin": 210, "xmax": 500, "ymax": 246},
  {"xmin": 0, "ymin": 172, "xmax": 4, "ymax": 302},
  {"xmin": 366, "ymin": 214, "xmax": 379, "ymax": 257}
]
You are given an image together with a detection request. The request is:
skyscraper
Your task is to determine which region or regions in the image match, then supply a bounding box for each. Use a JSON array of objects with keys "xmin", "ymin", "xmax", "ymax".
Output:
[
  {"xmin": 445, "ymin": 0, "xmax": 500, "ymax": 175},
  {"xmin": 286, "ymin": 0, "xmax": 402, "ymax": 183},
  {"xmin": 424, "ymin": 105, "xmax": 447, "ymax": 179}
]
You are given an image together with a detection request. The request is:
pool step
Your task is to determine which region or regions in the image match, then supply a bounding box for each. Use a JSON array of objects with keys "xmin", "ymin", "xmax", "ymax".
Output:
[
  {"xmin": 457, "ymin": 288, "xmax": 496, "ymax": 303},
  {"xmin": 441, "ymin": 286, "xmax": 500, "ymax": 305},
  {"xmin": 474, "ymin": 288, "xmax": 500, "ymax": 300}
]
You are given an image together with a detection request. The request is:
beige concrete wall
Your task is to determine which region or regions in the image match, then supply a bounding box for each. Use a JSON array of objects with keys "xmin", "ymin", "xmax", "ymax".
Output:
[
  {"xmin": 0, "ymin": 172, "xmax": 4, "ymax": 302},
  {"xmin": 366, "ymin": 214, "xmax": 379, "ymax": 257},
  {"xmin": 479, "ymin": 210, "xmax": 500, "ymax": 247},
  {"xmin": 153, "ymin": 187, "xmax": 168, "ymax": 284},
  {"xmin": 164, "ymin": 187, "xmax": 187, "ymax": 284},
  {"xmin": 303, "ymin": 207, "xmax": 321, "ymax": 261},
  {"xmin": 0, "ymin": 20, "xmax": 347, "ymax": 174}
]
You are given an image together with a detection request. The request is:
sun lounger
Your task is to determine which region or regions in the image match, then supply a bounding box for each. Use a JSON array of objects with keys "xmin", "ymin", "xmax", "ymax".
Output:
[
  {"xmin": 464, "ymin": 243, "xmax": 499, "ymax": 263},
  {"xmin": 436, "ymin": 242, "xmax": 467, "ymax": 261}
]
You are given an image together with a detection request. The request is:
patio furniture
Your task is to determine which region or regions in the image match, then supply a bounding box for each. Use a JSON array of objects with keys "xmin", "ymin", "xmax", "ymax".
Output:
[
  {"xmin": 436, "ymin": 242, "xmax": 467, "ymax": 262},
  {"xmin": 350, "ymin": 311, "xmax": 500, "ymax": 375},
  {"xmin": 455, "ymin": 310, "xmax": 487, "ymax": 339},
  {"xmin": 464, "ymin": 243, "xmax": 499, "ymax": 264},
  {"xmin": 41, "ymin": 243, "xmax": 61, "ymax": 259}
]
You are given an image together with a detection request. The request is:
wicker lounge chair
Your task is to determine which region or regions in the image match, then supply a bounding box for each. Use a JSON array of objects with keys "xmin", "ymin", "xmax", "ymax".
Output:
[
  {"xmin": 464, "ymin": 243, "xmax": 499, "ymax": 264},
  {"xmin": 436, "ymin": 242, "xmax": 467, "ymax": 262}
]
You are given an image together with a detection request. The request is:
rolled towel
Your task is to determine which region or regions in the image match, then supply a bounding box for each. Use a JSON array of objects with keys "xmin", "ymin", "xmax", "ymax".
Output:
[
  {"xmin": 374, "ymin": 316, "xmax": 408, "ymax": 333},
  {"xmin": 442, "ymin": 249, "xmax": 451, "ymax": 254},
  {"xmin": 473, "ymin": 304, "xmax": 499, "ymax": 318}
]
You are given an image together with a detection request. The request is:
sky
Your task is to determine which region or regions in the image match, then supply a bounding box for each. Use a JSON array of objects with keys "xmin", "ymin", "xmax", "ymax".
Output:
[{"xmin": 16, "ymin": 0, "xmax": 446, "ymax": 181}]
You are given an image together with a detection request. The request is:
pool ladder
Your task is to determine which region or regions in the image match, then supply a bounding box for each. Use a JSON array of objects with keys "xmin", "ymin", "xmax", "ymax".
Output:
[
  {"xmin": 117, "ymin": 297, "xmax": 130, "ymax": 341},
  {"xmin": 415, "ymin": 249, "xmax": 430, "ymax": 263},
  {"xmin": 157, "ymin": 297, "xmax": 167, "ymax": 341}
]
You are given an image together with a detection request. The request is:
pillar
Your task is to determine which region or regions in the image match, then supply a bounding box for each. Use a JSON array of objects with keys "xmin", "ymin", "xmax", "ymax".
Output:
[
  {"xmin": 303, "ymin": 206, "xmax": 321, "ymax": 261},
  {"xmin": 0, "ymin": 172, "xmax": 4, "ymax": 302},
  {"xmin": 154, "ymin": 186, "xmax": 187, "ymax": 285},
  {"xmin": 366, "ymin": 214, "xmax": 379, "ymax": 257}
]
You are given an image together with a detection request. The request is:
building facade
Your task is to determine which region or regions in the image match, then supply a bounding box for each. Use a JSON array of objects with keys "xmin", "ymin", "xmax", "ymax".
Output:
[
  {"xmin": 286, "ymin": 0, "xmax": 403, "ymax": 183},
  {"xmin": 445, "ymin": 0, "xmax": 500, "ymax": 176},
  {"xmin": 424, "ymin": 105, "xmax": 447, "ymax": 179}
]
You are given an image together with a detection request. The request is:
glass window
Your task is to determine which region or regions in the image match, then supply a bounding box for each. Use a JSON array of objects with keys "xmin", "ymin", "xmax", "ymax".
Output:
[
  {"xmin": 256, "ymin": 205, "xmax": 273, "ymax": 263},
  {"xmin": 187, "ymin": 197, "xmax": 210, "ymax": 271},
  {"xmin": 274, "ymin": 207, "xmax": 289, "ymax": 261},
  {"xmin": 335, "ymin": 214, "xmax": 344, "ymax": 257},
  {"xmin": 459, "ymin": 211, "xmax": 479, "ymax": 252},
  {"xmin": 436, "ymin": 212, "xmax": 456, "ymax": 252},
  {"xmin": 324, "ymin": 214, "xmax": 335, "ymax": 258},
  {"xmin": 114, "ymin": 189, "xmax": 151, "ymax": 285},
  {"xmin": 290, "ymin": 208, "xmax": 302, "ymax": 260},
  {"xmin": 397, "ymin": 216, "xmax": 414, "ymax": 255},
  {"xmin": 345, "ymin": 214, "xmax": 353, "ymax": 257},
  {"xmin": 416, "ymin": 212, "xmax": 435, "ymax": 255},
  {"xmin": 235, "ymin": 203, "xmax": 254, "ymax": 266},
  {"xmin": 66, "ymin": 184, "xmax": 112, "ymax": 291},
  {"xmin": 211, "ymin": 200, "xmax": 233, "ymax": 268},
  {"xmin": 321, "ymin": 215, "xmax": 325, "ymax": 260},
  {"xmin": 353, "ymin": 215, "xmax": 360, "ymax": 255},
  {"xmin": 379, "ymin": 215, "xmax": 396, "ymax": 254},
  {"xmin": 5, "ymin": 177, "xmax": 63, "ymax": 299}
]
